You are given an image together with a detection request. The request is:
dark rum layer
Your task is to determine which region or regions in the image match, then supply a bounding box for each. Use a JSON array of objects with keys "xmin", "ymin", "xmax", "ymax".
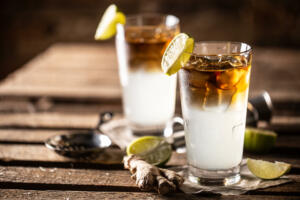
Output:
[
  {"xmin": 127, "ymin": 42, "xmax": 167, "ymax": 72},
  {"xmin": 181, "ymin": 55, "xmax": 251, "ymax": 109},
  {"xmin": 125, "ymin": 26, "xmax": 179, "ymax": 72}
]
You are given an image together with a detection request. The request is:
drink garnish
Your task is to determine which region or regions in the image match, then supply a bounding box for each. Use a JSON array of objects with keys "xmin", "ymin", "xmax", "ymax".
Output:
[
  {"xmin": 95, "ymin": 4, "xmax": 126, "ymax": 40},
  {"xmin": 161, "ymin": 33, "xmax": 194, "ymax": 75},
  {"xmin": 247, "ymin": 158, "xmax": 291, "ymax": 179},
  {"xmin": 244, "ymin": 128, "xmax": 277, "ymax": 153},
  {"xmin": 126, "ymin": 136, "xmax": 172, "ymax": 166}
]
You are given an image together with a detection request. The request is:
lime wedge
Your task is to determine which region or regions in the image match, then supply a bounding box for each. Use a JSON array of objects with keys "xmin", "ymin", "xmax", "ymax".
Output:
[
  {"xmin": 161, "ymin": 33, "xmax": 194, "ymax": 76},
  {"xmin": 244, "ymin": 128, "xmax": 277, "ymax": 153},
  {"xmin": 247, "ymin": 158, "xmax": 291, "ymax": 179},
  {"xmin": 126, "ymin": 136, "xmax": 172, "ymax": 166},
  {"xmin": 94, "ymin": 4, "xmax": 126, "ymax": 40}
]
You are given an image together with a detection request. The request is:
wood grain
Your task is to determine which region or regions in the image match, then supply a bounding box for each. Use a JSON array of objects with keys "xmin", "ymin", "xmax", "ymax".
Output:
[
  {"xmin": 0, "ymin": 144, "xmax": 125, "ymax": 165},
  {"xmin": 0, "ymin": 112, "xmax": 98, "ymax": 129},
  {"xmin": 0, "ymin": 166, "xmax": 135, "ymax": 187},
  {"xmin": 0, "ymin": 43, "xmax": 299, "ymax": 199},
  {"xmin": 0, "ymin": 43, "xmax": 299, "ymax": 102},
  {"xmin": 0, "ymin": 43, "xmax": 121, "ymax": 100},
  {"xmin": 5, "ymin": 190, "xmax": 299, "ymax": 200},
  {"xmin": 0, "ymin": 166, "xmax": 299, "ymax": 194}
]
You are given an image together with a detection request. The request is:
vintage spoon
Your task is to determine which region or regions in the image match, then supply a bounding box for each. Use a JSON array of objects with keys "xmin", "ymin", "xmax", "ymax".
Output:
[{"xmin": 45, "ymin": 112, "xmax": 115, "ymax": 159}]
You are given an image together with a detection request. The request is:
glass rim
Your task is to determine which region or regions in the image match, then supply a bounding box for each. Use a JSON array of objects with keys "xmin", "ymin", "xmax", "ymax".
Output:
[
  {"xmin": 124, "ymin": 13, "xmax": 180, "ymax": 28},
  {"xmin": 184, "ymin": 41, "xmax": 252, "ymax": 56}
]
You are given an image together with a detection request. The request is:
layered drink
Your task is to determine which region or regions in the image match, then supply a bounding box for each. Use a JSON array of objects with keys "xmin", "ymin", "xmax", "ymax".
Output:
[
  {"xmin": 179, "ymin": 42, "xmax": 252, "ymax": 184},
  {"xmin": 116, "ymin": 14, "xmax": 179, "ymax": 129}
]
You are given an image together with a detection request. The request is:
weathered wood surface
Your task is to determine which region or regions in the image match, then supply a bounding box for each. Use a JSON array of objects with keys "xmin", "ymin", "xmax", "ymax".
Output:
[
  {"xmin": 0, "ymin": 44, "xmax": 121, "ymax": 100},
  {"xmin": 0, "ymin": 166, "xmax": 136, "ymax": 188},
  {"xmin": 0, "ymin": 166, "xmax": 299, "ymax": 193},
  {"xmin": 0, "ymin": 43, "xmax": 299, "ymax": 102},
  {"xmin": 0, "ymin": 43, "xmax": 299, "ymax": 199},
  {"xmin": 3, "ymin": 190, "xmax": 299, "ymax": 200}
]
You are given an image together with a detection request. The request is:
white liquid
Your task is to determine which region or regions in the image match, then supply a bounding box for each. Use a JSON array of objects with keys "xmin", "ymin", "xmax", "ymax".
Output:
[
  {"xmin": 182, "ymin": 105, "xmax": 246, "ymax": 170},
  {"xmin": 121, "ymin": 69, "xmax": 177, "ymax": 127}
]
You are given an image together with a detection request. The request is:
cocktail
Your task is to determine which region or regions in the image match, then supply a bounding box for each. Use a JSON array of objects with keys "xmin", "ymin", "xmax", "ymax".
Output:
[
  {"xmin": 115, "ymin": 14, "xmax": 179, "ymax": 131},
  {"xmin": 161, "ymin": 34, "xmax": 252, "ymax": 185},
  {"xmin": 180, "ymin": 42, "xmax": 252, "ymax": 185},
  {"xmin": 95, "ymin": 5, "xmax": 180, "ymax": 132}
]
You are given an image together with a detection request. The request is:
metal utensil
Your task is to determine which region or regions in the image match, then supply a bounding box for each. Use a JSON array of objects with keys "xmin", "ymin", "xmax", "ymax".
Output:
[{"xmin": 45, "ymin": 112, "xmax": 114, "ymax": 159}]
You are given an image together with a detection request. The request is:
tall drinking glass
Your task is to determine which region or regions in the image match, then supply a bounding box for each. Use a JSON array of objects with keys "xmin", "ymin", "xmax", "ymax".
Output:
[
  {"xmin": 179, "ymin": 42, "xmax": 252, "ymax": 185},
  {"xmin": 116, "ymin": 14, "xmax": 180, "ymax": 132}
]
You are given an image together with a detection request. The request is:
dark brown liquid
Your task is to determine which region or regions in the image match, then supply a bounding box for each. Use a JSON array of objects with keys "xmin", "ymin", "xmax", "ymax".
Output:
[
  {"xmin": 180, "ymin": 54, "xmax": 251, "ymax": 109},
  {"xmin": 125, "ymin": 26, "xmax": 179, "ymax": 72}
]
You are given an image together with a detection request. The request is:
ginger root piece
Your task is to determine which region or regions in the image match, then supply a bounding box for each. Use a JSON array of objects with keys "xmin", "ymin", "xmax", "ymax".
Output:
[{"xmin": 124, "ymin": 155, "xmax": 184, "ymax": 195}]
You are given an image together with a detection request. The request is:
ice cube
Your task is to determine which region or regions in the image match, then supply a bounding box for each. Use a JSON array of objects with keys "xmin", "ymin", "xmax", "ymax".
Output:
[
  {"xmin": 188, "ymin": 70, "xmax": 211, "ymax": 88},
  {"xmin": 216, "ymin": 68, "xmax": 244, "ymax": 90}
]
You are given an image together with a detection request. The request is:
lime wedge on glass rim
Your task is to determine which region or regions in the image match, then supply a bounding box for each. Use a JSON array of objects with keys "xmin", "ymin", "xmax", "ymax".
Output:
[
  {"xmin": 94, "ymin": 4, "xmax": 126, "ymax": 40},
  {"xmin": 126, "ymin": 136, "xmax": 172, "ymax": 166},
  {"xmin": 244, "ymin": 128, "xmax": 277, "ymax": 153},
  {"xmin": 161, "ymin": 33, "xmax": 194, "ymax": 75},
  {"xmin": 247, "ymin": 158, "xmax": 291, "ymax": 179}
]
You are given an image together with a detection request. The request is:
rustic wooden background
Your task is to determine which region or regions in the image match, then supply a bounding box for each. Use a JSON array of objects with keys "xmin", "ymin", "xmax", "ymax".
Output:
[
  {"xmin": 0, "ymin": 0, "xmax": 300, "ymax": 198},
  {"xmin": 0, "ymin": 43, "xmax": 299, "ymax": 199}
]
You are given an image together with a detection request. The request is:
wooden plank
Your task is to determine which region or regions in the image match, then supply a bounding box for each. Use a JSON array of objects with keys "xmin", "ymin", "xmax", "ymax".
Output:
[
  {"xmin": 0, "ymin": 112, "xmax": 98, "ymax": 129},
  {"xmin": 6, "ymin": 190, "xmax": 299, "ymax": 200},
  {"xmin": 0, "ymin": 40, "xmax": 121, "ymax": 99},
  {"xmin": 11, "ymin": 73, "xmax": 119, "ymax": 86},
  {"xmin": 0, "ymin": 144, "xmax": 182, "ymax": 166},
  {"xmin": 0, "ymin": 98, "xmax": 122, "ymax": 114},
  {"xmin": 0, "ymin": 43, "xmax": 121, "ymax": 100},
  {"xmin": 249, "ymin": 47, "xmax": 300, "ymax": 102},
  {"xmin": 0, "ymin": 144, "xmax": 124, "ymax": 165},
  {"xmin": 269, "ymin": 116, "xmax": 300, "ymax": 134},
  {"xmin": 2, "ymin": 190, "xmax": 300, "ymax": 200},
  {"xmin": 0, "ymin": 99, "xmax": 35, "ymax": 113},
  {"xmin": 0, "ymin": 84, "xmax": 121, "ymax": 100},
  {"xmin": 0, "ymin": 166, "xmax": 135, "ymax": 188},
  {"xmin": 0, "ymin": 190, "xmax": 188, "ymax": 200},
  {"xmin": 0, "ymin": 166, "xmax": 299, "ymax": 195},
  {"xmin": 0, "ymin": 129, "xmax": 70, "ymax": 143}
]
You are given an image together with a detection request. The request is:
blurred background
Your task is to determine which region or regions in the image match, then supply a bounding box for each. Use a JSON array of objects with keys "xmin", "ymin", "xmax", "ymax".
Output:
[{"xmin": 0, "ymin": 0, "xmax": 299, "ymax": 80}]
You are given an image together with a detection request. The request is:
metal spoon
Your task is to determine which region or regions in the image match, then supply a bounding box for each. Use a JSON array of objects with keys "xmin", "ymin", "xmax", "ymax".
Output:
[{"xmin": 45, "ymin": 112, "xmax": 115, "ymax": 159}]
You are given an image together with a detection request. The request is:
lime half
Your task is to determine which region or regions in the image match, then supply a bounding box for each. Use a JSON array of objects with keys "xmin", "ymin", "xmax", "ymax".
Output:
[
  {"xmin": 126, "ymin": 136, "xmax": 172, "ymax": 166},
  {"xmin": 94, "ymin": 4, "xmax": 126, "ymax": 40},
  {"xmin": 247, "ymin": 158, "xmax": 291, "ymax": 179},
  {"xmin": 161, "ymin": 33, "xmax": 194, "ymax": 76},
  {"xmin": 244, "ymin": 128, "xmax": 277, "ymax": 153}
]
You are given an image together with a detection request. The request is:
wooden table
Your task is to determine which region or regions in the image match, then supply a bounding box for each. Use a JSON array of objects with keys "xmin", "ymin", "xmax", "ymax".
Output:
[{"xmin": 0, "ymin": 43, "xmax": 299, "ymax": 199}]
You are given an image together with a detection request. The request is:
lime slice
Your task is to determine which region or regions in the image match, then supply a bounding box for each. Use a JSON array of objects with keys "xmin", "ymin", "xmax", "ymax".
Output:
[
  {"xmin": 126, "ymin": 136, "xmax": 172, "ymax": 166},
  {"xmin": 247, "ymin": 158, "xmax": 291, "ymax": 179},
  {"xmin": 161, "ymin": 33, "xmax": 194, "ymax": 76},
  {"xmin": 244, "ymin": 128, "xmax": 277, "ymax": 153},
  {"xmin": 94, "ymin": 4, "xmax": 126, "ymax": 40}
]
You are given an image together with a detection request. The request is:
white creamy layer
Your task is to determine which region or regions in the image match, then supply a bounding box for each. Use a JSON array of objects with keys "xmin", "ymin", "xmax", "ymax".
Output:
[
  {"xmin": 121, "ymin": 69, "xmax": 177, "ymax": 126},
  {"xmin": 182, "ymin": 104, "xmax": 247, "ymax": 170}
]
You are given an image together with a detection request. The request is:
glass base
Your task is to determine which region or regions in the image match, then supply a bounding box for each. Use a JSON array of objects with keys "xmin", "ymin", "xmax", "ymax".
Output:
[
  {"xmin": 188, "ymin": 165, "xmax": 241, "ymax": 186},
  {"xmin": 129, "ymin": 122, "xmax": 166, "ymax": 136}
]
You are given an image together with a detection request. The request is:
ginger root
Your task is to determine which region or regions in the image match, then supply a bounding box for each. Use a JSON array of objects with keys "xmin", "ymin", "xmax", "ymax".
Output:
[{"xmin": 124, "ymin": 155, "xmax": 184, "ymax": 195}]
